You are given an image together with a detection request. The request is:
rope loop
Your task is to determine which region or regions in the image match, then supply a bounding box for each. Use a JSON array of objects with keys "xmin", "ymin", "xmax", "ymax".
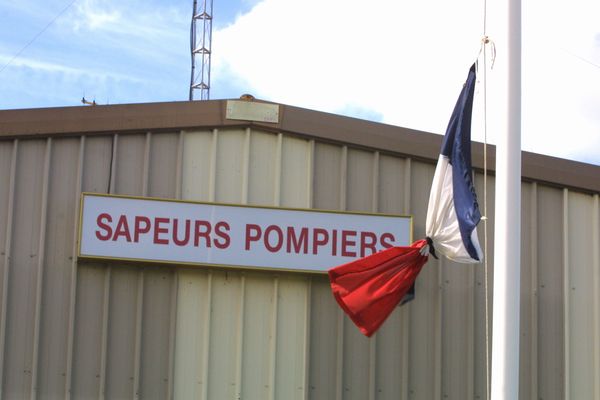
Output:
[{"xmin": 478, "ymin": 36, "xmax": 497, "ymax": 69}]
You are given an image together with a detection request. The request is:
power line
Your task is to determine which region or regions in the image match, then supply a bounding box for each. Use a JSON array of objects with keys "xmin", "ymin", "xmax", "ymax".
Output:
[
  {"xmin": 0, "ymin": 0, "xmax": 78, "ymax": 74},
  {"xmin": 562, "ymin": 48, "xmax": 600, "ymax": 70}
]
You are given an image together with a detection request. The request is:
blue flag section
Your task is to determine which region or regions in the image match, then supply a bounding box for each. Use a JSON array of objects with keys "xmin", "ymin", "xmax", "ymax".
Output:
[
  {"xmin": 329, "ymin": 64, "xmax": 483, "ymax": 337},
  {"xmin": 426, "ymin": 64, "xmax": 483, "ymax": 263}
]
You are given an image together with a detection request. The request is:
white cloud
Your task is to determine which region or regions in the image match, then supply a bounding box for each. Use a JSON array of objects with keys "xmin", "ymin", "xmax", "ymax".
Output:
[
  {"xmin": 73, "ymin": 1, "xmax": 121, "ymax": 31},
  {"xmin": 66, "ymin": 0, "xmax": 187, "ymax": 41},
  {"xmin": 0, "ymin": 53, "xmax": 141, "ymax": 82},
  {"xmin": 212, "ymin": 0, "xmax": 600, "ymax": 164}
]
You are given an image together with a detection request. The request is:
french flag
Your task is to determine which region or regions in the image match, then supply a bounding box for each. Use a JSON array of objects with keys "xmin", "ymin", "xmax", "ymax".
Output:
[
  {"xmin": 329, "ymin": 64, "xmax": 482, "ymax": 336},
  {"xmin": 426, "ymin": 63, "xmax": 483, "ymax": 263}
]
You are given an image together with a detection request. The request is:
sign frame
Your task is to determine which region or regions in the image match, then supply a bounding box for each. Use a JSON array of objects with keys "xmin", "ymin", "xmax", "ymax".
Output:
[{"xmin": 77, "ymin": 192, "xmax": 413, "ymax": 274}]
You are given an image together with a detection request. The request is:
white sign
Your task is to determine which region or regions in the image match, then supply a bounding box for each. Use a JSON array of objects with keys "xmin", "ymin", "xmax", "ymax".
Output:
[{"xmin": 78, "ymin": 193, "xmax": 412, "ymax": 273}]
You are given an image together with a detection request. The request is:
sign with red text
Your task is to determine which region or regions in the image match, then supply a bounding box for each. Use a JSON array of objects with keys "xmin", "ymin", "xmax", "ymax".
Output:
[{"xmin": 78, "ymin": 193, "xmax": 412, "ymax": 273}]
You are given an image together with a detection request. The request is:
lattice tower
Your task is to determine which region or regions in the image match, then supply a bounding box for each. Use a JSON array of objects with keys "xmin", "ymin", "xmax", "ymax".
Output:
[{"xmin": 189, "ymin": 0, "xmax": 213, "ymax": 100}]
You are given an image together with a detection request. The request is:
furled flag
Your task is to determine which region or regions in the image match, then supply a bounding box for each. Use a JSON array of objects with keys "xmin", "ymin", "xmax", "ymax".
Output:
[{"xmin": 329, "ymin": 64, "xmax": 482, "ymax": 337}]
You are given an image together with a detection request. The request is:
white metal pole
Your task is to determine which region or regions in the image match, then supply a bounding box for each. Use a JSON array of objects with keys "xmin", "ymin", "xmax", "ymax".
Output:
[{"xmin": 490, "ymin": 0, "xmax": 521, "ymax": 396}]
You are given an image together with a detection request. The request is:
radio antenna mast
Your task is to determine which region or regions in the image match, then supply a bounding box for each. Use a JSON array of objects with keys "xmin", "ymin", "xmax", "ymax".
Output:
[{"xmin": 189, "ymin": 0, "xmax": 213, "ymax": 100}]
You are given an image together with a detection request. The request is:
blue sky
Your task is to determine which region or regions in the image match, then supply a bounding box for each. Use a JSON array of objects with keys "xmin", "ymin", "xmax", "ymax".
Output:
[{"xmin": 1, "ymin": 0, "xmax": 599, "ymax": 165}]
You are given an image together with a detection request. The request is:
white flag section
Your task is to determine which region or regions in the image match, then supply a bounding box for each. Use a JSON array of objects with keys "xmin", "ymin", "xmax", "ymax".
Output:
[{"xmin": 425, "ymin": 64, "xmax": 483, "ymax": 263}]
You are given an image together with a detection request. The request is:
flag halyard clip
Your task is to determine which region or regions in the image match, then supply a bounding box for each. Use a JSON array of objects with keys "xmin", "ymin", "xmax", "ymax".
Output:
[
  {"xmin": 478, "ymin": 36, "xmax": 497, "ymax": 69},
  {"xmin": 425, "ymin": 237, "xmax": 439, "ymax": 259}
]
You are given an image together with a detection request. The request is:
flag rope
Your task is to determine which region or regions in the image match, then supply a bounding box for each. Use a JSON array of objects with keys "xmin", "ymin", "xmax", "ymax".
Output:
[
  {"xmin": 481, "ymin": 5, "xmax": 492, "ymax": 398},
  {"xmin": 483, "ymin": 48, "xmax": 491, "ymax": 400}
]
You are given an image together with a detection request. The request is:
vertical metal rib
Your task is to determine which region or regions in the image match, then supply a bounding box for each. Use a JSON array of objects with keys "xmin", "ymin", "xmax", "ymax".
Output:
[
  {"xmin": 302, "ymin": 139, "xmax": 314, "ymax": 400},
  {"xmin": 401, "ymin": 157, "xmax": 412, "ymax": 400},
  {"xmin": 306, "ymin": 140, "xmax": 315, "ymax": 209},
  {"xmin": 141, "ymin": 132, "xmax": 151, "ymax": 196},
  {"xmin": 593, "ymin": 194, "xmax": 600, "ymax": 400},
  {"xmin": 335, "ymin": 309, "xmax": 344, "ymax": 400},
  {"xmin": 209, "ymin": 129, "xmax": 218, "ymax": 202},
  {"xmin": 99, "ymin": 264, "xmax": 111, "ymax": 400},
  {"xmin": 268, "ymin": 134, "xmax": 283, "ymax": 398},
  {"xmin": 0, "ymin": 140, "xmax": 18, "ymax": 400},
  {"xmin": 175, "ymin": 131, "xmax": 184, "ymax": 200},
  {"xmin": 167, "ymin": 270, "xmax": 179, "ymax": 400},
  {"xmin": 234, "ymin": 274, "xmax": 246, "ymax": 400},
  {"xmin": 241, "ymin": 128, "xmax": 250, "ymax": 204},
  {"xmin": 132, "ymin": 273, "xmax": 144, "ymax": 400},
  {"xmin": 273, "ymin": 134, "xmax": 282, "ymax": 207},
  {"xmin": 530, "ymin": 183, "xmax": 539, "ymax": 400},
  {"xmin": 64, "ymin": 136, "xmax": 85, "ymax": 399},
  {"xmin": 339, "ymin": 146, "xmax": 347, "ymax": 212},
  {"xmin": 335, "ymin": 146, "xmax": 348, "ymax": 400},
  {"xmin": 371, "ymin": 151, "xmax": 379, "ymax": 213},
  {"xmin": 99, "ymin": 134, "xmax": 118, "ymax": 399},
  {"xmin": 434, "ymin": 258, "xmax": 443, "ymax": 400},
  {"xmin": 268, "ymin": 277, "xmax": 279, "ymax": 400},
  {"xmin": 302, "ymin": 277, "xmax": 311, "ymax": 400},
  {"xmin": 167, "ymin": 131, "xmax": 185, "ymax": 400},
  {"xmin": 132, "ymin": 132, "xmax": 152, "ymax": 399},
  {"xmin": 200, "ymin": 272, "xmax": 212, "ymax": 400},
  {"xmin": 467, "ymin": 255, "xmax": 475, "ymax": 400},
  {"xmin": 30, "ymin": 138, "xmax": 52, "ymax": 400},
  {"xmin": 368, "ymin": 151, "xmax": 379, "ymax": 400},
  {"xmin": 562, "ymin": 189, "xmax": 570, "ymax": 400}
]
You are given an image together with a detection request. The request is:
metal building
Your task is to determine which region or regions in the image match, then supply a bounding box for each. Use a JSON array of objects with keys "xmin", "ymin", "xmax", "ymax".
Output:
[{"xmin": 0, "ymin": 99, "xmax": 599, "ymax": 399}]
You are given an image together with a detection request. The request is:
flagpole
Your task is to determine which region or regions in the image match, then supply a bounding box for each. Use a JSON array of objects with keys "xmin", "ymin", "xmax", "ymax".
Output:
[{"xmin": 489, "ymin": 0, "xmax": 521, "ymax": 397}]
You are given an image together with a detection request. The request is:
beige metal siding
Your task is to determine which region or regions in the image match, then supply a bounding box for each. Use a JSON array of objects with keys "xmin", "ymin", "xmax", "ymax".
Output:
[{"xmin": 0, "ymin": 120, "xmax": 599, "ymax": 399}]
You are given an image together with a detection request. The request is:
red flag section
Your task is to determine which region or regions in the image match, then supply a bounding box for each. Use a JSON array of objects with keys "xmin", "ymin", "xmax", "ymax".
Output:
[{"xmin": 328, "ymin": 239, "xmax": 429, "ymax": 337}]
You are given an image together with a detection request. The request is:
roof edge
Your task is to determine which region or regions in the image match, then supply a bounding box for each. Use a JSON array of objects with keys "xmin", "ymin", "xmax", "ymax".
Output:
[{"xmin": 1, "ymin": 99, "xmax": 598, "ymax": 194}]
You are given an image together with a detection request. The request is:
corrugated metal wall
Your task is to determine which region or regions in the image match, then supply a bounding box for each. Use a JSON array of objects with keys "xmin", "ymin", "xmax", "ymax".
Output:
[{"xmin": 0, "ymin": 127, "xmax": 598, "ymax": 399}]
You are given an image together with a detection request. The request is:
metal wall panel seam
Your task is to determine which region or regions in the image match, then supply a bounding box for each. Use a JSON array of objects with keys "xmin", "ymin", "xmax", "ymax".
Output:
[
  {"xmin": 335, "ymin": 145, "xmax": 347, "ymax": 400},
  {"xmin": 109, "ymin": 135, "xmax": 118, "ymax": 195},
  {"xmin": 0, "ymin": 139, "xmax": 18, "ymax": 400},
  {"xmin": 174, "ymin": 131, "xmax": 184, "ymax": 200},
  {"xmin": 132, "ymin": 274, "xmax": 144, "ymax": 399},
  {"xmin": 241, "ymin": 129, "xmax": 250, "ymax": 204},
  {"xmin": 465, "ymin": 169, "xmax": 476, "ymax": 400},
  {"xmin": 303, "ymin": 140, "xmax": 314, "ymax": 400},
  {"xmin": 371, "ymin": 152, "xmax": 379, "ymax": 213},
  {"xmin": 141, "ymin": 132, "xmax": 151, "ymax": 196},
  {"xmin": 269, "ymin": 136, "xmax": 282, "ymax": 399},
  {"xmin": 593, "ymin": 194, "xmax": 600, "ymax": 400},
  {"xmin": 99, "ymin": 265, "xmax": 111, "ymax": 400},
  {"xmin": 99, "ymin": 134, "xmax": 118, "ymax": 400},
  {"xmin": 131, "ymin": 132, "xmax": 151, "ymax": 399},
  {"xmin": 467, "ymin": 261, "xmax": 475, "ymax": 400},
  {"xmin": 234, "ymin": 274, "xmax": 246, "ymax": 400},
  {"xmin": 302, "ymin": 278, "xmax": 311, "ymax": 400},
  {"xmin": 209, "ymin": 130, "xmax": 218, "ymax": 202},
  {"xmin": 434, "ymin": 258, "xmax": 442, "ymax": 400},
  {"xmin": 30, "ymin": 137, "xmax": 52, "ymax": 400},
  {"xmin": 273, "ymin": 134, "xmax": 282, "ymax": 207},
  {"xmin": 368, "ymin": 151, "xmax": 379, "ymax": 400},
  {"xmin": 401, "ymin": 157, "xmax": 411, "ymax": 400},
  {"xmin": 335, "ymin": 310, "xmax": 344, "ymax": 400},
  {"xmin": 268, "ymin": 277, "xmax": 279, "ymax": 400},
  {"xmin": 167, "ymin": 131, "xmax": 185, "ymax": 400},
  {"xmin": 563, "ymin": 188, "xmax": 570, "ymax": 400},
  {"xmin": 306, "ymin": 140, "xmax": 314, "ymax": 209},
  {"xmin": 200, "ymin": 272, "xmax": 212, "ymax": 400},
  {"xmin": 339, "ymin": 146, "xmax": 347, "ymax": 212},
  {"xmin": 64, "ymin": 136, "xmax": 85, "ymax": 400},
  {"xmin": 167, "ymin": 270, "xmax": 179, "ymax": 400},
  {"xmin": 530, "ymin": 183, "xmax": 539, "ymax": 400}
]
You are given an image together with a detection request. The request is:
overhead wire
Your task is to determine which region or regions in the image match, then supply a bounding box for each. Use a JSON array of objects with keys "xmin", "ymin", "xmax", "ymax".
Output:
[{"xmin": 0, "ymin": 0, "xmax": 78, "ymax": 75}]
